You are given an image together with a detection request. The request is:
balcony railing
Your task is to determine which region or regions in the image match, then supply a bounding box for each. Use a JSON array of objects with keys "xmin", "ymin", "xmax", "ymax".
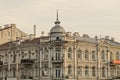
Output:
[
  {"xmin": 51, "ymin": 57, "xmax": 63, "ymax": 63},
  {"xmin": 21, "ymin": 59, "xmax": 34, "ymax": 65}
]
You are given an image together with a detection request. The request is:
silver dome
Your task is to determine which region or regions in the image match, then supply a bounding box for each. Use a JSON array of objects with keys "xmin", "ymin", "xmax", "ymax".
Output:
[
  {"xmin": 50, "ymin": 10, "xmax": 65, "ymax": 34},
  {"xmin": 50, "ymin": 25, "xmax": 65, "ymax": 34}
]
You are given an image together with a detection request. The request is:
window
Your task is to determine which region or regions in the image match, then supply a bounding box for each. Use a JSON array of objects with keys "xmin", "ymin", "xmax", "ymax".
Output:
[
  {"xmin": 68, "ymin": 65, "xmax": 72, "ymax": 74},
  {"xmin": 78, "ymin": 66, "xmax": 82, "ymax": 76},
  {"xmin": 92, "ymin": 67, "xmax": 96, "ymax": 77},
  {"xmin": 92, "ymin": 51, "xmax": 96, "ymax": 60},
  {"xmin": 13, "ymin": 54, "xmax": 16, "ymax": 63},
  {"xmin": 68, "ymin": 48, "xmax": 72, "ymax": 59},
  {"xmin": 85, "ymin": 66, "xmax": 89, "ymax": 77},
  {"xmin": 102, "ymin": 67, "xmax": 105, "ymax": 77},
  {"xmin": 44, "ymin": 47, "xmax": 48, "ymax": 60},
  {"xmin": 8, "ymin": 31, "xmax": 10, "ymax": 36},
  {"xmin": 77, "ymin": 49, "xmax": 82, "ymax": 59},
  {"xmin": 117, "ymin": 67, "xmax": 120, "ymax": 75},
  {"xmin": 29, "ymin": 51, "xmax": 31, "ymax": 59},
  {"xmin": 101, "ymin": 50, "xmax": 105, "ymax": 61},
  {"xmin": 13, "ymin": 51, "xmax": 16, "ymax": 63},
  {"xmin": 116, "ymin": 52, "xmax": 119, "ymax": 60},
  {"xmin": 110, "ymin": 52, "xmax": 113, "ymax": 61},
  {"xmin": 56, "ymin": 69, "xmax": 61, "ymax": 77},
  {"xmin": 13, "ymin": 69, "xmax": 16, "ymax": 77},
  {"xmin": 56, "ymin": 52, "xmax": 60, "ymax": 60},
  {"xmin": 85, "ymin": 50, "xmax": 89, "ymax": 60}
]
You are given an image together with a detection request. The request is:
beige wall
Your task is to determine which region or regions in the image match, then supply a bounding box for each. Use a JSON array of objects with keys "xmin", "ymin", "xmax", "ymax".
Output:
[{"xmin": 0, "ymin": 24, "xmax": 28, "ymax": 44}]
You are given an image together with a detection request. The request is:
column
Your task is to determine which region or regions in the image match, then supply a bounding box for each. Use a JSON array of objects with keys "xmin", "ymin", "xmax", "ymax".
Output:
[
  {"xmin": 8, "ymin": 53, "xmax": 11, "ymax": 77},
  {"xmin": 74, "ymin": 44, "xmax": 77, "ymax": 79},
  {"xmin": 16, "ymin": 51, "xmax": 19, "ymax": 79}
]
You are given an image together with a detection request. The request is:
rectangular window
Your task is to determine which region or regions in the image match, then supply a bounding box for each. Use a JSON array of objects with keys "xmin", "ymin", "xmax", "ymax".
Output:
[
  {"xmin": 85, "ymin": 54, "xmax": 89, "ymax": 60},
  {"xmin": 68, "ymin": 52, "xmax": 72, "ymax": 59},
  {"xmin": 78, "ymin": 66, "xmax": 82, "ymax": 76},
  {"xmin": 78, "ymin": 54, "xmax": 81, "ymax": 59},
  {"xmin": 92, "ymin": 54, "xmax": 96, "ymax": 60},
  {"xmin": 56, "ymin": 69, "xmax": 61, "ymax": 77}
]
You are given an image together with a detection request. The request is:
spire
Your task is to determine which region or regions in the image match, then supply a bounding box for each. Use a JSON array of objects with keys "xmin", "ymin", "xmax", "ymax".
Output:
[
  {"xmin": 57, "ymin": 10, "xmax": 59, "ymax": 20},
  {"xmin": 55, "ymin": 10, "xmax": 60, "ymax": 25}
]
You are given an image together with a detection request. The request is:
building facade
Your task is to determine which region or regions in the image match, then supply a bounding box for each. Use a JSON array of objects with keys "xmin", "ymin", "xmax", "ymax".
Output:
[
  {"xmin": 0, "ymin": 24, "xmax": 28, "ymax": 44},
  {"xmin": 0, "ymin": 14, "xmax": 120, "ymax": 80}
]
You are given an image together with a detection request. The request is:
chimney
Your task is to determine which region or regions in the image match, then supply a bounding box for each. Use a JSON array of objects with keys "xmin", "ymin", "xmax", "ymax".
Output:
[
  {"xmin": 66, "ymin": 32, "xmax": 72, "ymax": 36},
  {"xmin": 111, "ymin": 37, "xmax": 115, "ymax": 42},
  {"xmin": 11, "ymin": 24, "xmax": 16, "ymax": 27},
  {"xmin": 83, "ymin": 34, "xmax": 90, "ymax": 38},
  {"xmin": 105, "ymin": 36, "xmax": 110, "ymax": 40},
  {"xmin": 33, "ymin": 25, "xmax": 36, "ymax": 37}
]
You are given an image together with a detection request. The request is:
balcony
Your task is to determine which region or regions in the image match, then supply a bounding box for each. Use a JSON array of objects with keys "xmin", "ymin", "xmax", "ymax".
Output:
[
  {"xmin": 21, "ymin": 59, "xmax": 34, "ymax": 65},
  {"xmin": 52, "ymin": 57, "xmax": 63, "ymax": 64},
  {"xmin": 0, "ymin": 61, "xmax": 3, "ymax": 66}
]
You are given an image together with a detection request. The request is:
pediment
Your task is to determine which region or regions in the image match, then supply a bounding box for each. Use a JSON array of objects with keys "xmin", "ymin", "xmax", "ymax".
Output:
[{"xmin": 98, "ymin": 40, "xmax": 110, "ymax": 47}]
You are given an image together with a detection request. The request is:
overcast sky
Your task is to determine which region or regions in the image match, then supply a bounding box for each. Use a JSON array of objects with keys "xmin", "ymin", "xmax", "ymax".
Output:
[{"xmin": 0, "ymin": 0, "xmax": 120, "ymax": 41}]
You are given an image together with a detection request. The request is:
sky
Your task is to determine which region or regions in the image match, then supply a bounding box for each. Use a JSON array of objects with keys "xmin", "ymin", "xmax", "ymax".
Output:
[{"xmin": 0, "ymin": 0, "xmax": 120, "ymax": 41}]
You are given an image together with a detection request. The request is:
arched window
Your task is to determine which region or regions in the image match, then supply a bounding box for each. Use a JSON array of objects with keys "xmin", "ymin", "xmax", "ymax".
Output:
[
  {"xmin": 68, "ymin": 47, "xmax": 72, "ymax": 59},
  {"xmin": 68, "ymin": 65, "xmax": 72, "ymax": 74},
  {"xmin": 78, "ymin": 66, "xmax": 82, "ymax": 76},
  {"xmin": 85, "ymin": 50, "xmax": 89, "ymax": 60},
  {"xmin": 77, "ymin": 49, "xmax": 82, "ymax": 59},
  {"xmin": 85, "ymin": 66, "xmax": 89, "ymax": 77},
  {"xmin": 92, "ymin": 67, "xmax": 96, "ymax": 77},
  {"xmin": 102, "ymin": 67, "xmax": 105, "ymax": 77}
]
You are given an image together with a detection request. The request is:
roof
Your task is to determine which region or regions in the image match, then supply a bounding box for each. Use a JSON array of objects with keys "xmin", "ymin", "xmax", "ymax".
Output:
[
  {"xmin": 21, "ymin": 37, "xmax": 40, "ymax": 44},
  {"xmin": 0, "ymin": 26, "xmax": 11, "ymax": 31},
  {"xmin": 105, "ymin": 39, "xmax": 120, "ymax": 46},
  {"xmin": 75, "ymin": 35, "xmax": 120, "ymax": 46},
  {"xmin": 50, "ymin": 25, "xmax": 65, "ymax": 34},
  {"xmin": 76, "ymin": 36, "xmax": 97, "ymax": 43}
]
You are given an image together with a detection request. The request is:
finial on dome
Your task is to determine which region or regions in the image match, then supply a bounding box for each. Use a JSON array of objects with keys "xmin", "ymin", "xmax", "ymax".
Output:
[
  {"xmin": 56, "ymin": 10, "xmax": 58, "ymax": 21},
  {"xmin": 55, "ymin": 10, "xmax": 60, "ymax": 25}
]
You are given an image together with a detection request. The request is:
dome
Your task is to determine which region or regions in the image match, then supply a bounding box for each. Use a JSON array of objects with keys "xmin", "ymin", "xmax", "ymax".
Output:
[
  {"xmin": 50, "ymin": 25, "xmax": 65, "ymax": 34},
  {"xmin": 50, "ymin": 10, "xmax": 65, "ymax": 34}
]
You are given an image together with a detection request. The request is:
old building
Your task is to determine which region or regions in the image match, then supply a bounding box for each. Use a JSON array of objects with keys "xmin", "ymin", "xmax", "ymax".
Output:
[
  {"xmin": 0, "ymin": 13, "xmax": 120, "ymax": 80},
  {"xmin": 0, "ymin": 24, "xmax": 28, "ymax": 44}
]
